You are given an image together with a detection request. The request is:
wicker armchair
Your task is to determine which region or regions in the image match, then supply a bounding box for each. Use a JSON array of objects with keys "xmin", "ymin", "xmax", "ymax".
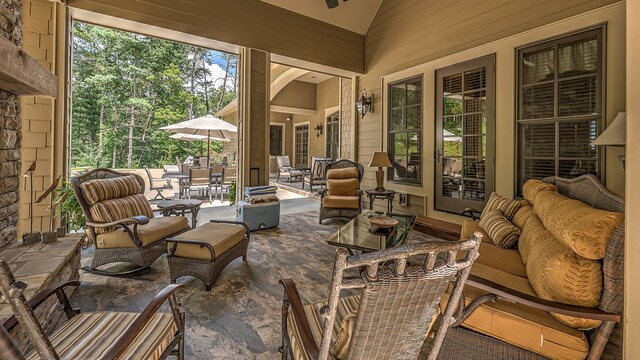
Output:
[
  {"xmin": 72, "ymin": 168, "xmax": 191, "ymax": 276},
  {"xmin": 0, "ymin": 259, "xmax": 185, "ymax": 359},
  {"xmin": 318, "ymin": 159, "xmax": 364, "ymax": 224},
  {"xmin": 279, "ymin": 233, "xmax": 482, "ymax": 360}
]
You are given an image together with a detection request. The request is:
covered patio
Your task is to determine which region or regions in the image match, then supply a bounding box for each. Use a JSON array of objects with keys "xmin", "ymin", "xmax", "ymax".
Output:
[{"xmin": 0, "ymin": 0, "xmax": 639, "ymax": 359}]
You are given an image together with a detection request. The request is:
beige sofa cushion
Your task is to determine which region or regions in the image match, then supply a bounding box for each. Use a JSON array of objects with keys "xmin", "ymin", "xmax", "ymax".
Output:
[
  {"xmin": 322, "ymin": 195, "xmax": 360, "ymax": 209},
  {"xmin": 525, "ymin": 220, "xmax": 603, "ymax": 329},
  {"xmin": 79, "ymin": 174, "xmax": 142, "ymax": 205},
  {"xmin": 511, "ymin": 200, "xmax": 534, "ymax": 229},
  {"xmin": 479, "ymin": 209, "xmax": 521, "ymax": 248},
  {"xmin": 327, "ymin": 167, "xmax": 359, "ymax": 180},
  {"xmin": 169, "ymin": 222, "xmax": 247, "ymax": 261},
  {"xmin": 522, "ymin": 179, "xmax": 557, "ymax": 204},
  {"xmin": 96, "ymin": 216, "xmax": 189, "ymax": 248},
  {"xmin": 518, "ymin": 214, "xmax": 551, "ymax": 264},
  {"xmin": 460, "ymin": 220, "xmax": 491, "ymax": 244},
  {"xmin": 327, "ymin": 178, "xmax": 359, "ymax": 196},
  {"xmin": 441, "ymin": 262, "xmax": 589, "ymax": 360},
  {"xmin": 481, "ymin": 192, "xmax": 522, "ymax": 220},
  {"xmin": 533, "ymin": 190, "xmax": 624, "ymax": 260}
]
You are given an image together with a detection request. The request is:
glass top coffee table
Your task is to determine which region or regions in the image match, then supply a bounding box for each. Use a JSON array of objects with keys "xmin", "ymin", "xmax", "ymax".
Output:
[{"xmin": 327, "ymin": 210, "xmax": 417, "ymax": 253}]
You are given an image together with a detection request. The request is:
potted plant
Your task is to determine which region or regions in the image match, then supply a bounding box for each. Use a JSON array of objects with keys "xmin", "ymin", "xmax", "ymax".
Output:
[{"xmin": 52, "ymin": 179, "xmax": 87, "ymax": 241}]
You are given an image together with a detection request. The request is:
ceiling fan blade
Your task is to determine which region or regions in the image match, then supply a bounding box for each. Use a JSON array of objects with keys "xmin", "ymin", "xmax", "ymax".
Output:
[{"xmin": 325, "ymin": 0, "xmax": 339, "ymax": 9}]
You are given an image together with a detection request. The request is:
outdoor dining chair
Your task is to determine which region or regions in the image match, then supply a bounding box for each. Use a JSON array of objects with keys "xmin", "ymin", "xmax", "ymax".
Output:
[
  {"xmin": 279, "ymin": 233, "xmax": 482, "ymax": 360},
  {"xmin": 220, "ymin": 167, "xmax": 237, "ymax": 202},
  {"xmin": 187, "ymin": 167, "xmax": 214, "ymax": 203},
  {"xmin": 145, "ymin": 166, "xmax": 173, "ymax": 201}
]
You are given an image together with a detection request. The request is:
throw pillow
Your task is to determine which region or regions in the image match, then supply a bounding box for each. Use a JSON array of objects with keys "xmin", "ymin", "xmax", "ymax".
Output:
[
  {"xmin": 481, "ymin": 192, "xmax": 521, "ymax": 220},
  {"xmin": 479, "ymin": 209, "xmax": 521, "ymax": 248}
]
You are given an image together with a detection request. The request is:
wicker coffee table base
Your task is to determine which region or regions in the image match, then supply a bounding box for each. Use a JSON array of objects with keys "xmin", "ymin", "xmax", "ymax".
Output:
[{"xmin": 168, "ymin": 238, "xmax": 249, "ymax": 291}]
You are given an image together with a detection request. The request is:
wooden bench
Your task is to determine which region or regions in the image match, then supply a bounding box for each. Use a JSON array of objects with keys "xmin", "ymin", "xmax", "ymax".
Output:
[{"xmin": 414, "ymin": 216, "xmax": 461, "ymax": 241}]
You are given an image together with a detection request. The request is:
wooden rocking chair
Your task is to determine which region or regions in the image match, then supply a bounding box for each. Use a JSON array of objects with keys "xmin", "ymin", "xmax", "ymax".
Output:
[{"xmin": 0, "ymin": 259, "xmax": 185, "ymax": 360}]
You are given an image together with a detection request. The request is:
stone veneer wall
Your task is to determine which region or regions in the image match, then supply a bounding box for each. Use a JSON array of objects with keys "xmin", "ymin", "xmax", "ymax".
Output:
[
  {"xmin": 0, "ymin": 0, "xmax": 23, "ymax": 249},
  {"xmin": 340, "ymin": 78, "xmax": 352, "ymax": 160}
]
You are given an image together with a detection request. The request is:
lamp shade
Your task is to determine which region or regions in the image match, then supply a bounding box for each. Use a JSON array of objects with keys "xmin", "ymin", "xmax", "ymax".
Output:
[
  {"xmin": 369, "ymin": 152, "xmax": 393, "ymax": 168},
  {"xmin": 593, "ymin": 112, "xmax": 626, "ymax": 146}
]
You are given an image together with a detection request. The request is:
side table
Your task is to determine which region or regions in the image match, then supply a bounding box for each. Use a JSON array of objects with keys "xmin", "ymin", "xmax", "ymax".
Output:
[
  {"xmin": 365, "ymin": 189, "xmax": 396, "ymax": 213},
  {"xmin": 157, "ymin": 199, "xmax": 203, "ymax": 228}
]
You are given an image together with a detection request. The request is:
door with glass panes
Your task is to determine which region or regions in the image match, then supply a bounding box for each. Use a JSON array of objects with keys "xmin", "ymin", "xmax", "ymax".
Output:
[
  {"xmin": 325, "ymin": 112, "xmax": 339, "ymax": 160},
  {"xmin": 435, "ymin": 55, "xmax": 495, "ymax": 213},
  {"xmin": 294, "ymin": 124, "xmax": 309, "ymax": 167}
]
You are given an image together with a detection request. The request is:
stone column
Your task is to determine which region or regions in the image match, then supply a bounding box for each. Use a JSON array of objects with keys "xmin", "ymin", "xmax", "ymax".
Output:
[{"xmin": 0, "ymin": 0, "xmax": 23, "ymax": 249}]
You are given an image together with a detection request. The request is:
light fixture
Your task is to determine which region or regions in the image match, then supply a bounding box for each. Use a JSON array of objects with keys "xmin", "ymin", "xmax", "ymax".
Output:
[
  {"xmin": 314, "ymin": 122, "xmax": 324, "ymax": 137},
  {"xmin": 356, "ymin": 89, "xmax": 373, "ymax": 117},
  {"xmin": 368, "ymin": 151, "xmax": 393, "ymax": 191},
  {"xmin": 593, "ymin": 112, "xmax": 626, "ymax": 169},
  {"xmin": 286, "ymin": 117, "xmax": 291, "ymax": 122}
]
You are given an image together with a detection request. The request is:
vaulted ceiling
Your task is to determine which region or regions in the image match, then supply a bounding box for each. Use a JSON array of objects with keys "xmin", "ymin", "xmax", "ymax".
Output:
[{"xmin": 260, "ymin": 0, "xmax": 383, "ymax": 35}]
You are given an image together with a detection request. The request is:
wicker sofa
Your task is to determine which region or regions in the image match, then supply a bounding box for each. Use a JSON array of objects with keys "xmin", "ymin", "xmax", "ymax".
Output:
[{"xmin": 446, "ymin": 175, "xmax": 624, "ymax": 360}]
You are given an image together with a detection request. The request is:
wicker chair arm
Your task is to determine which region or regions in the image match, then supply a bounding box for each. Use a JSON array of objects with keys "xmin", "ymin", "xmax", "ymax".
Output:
[
  {"xmin": 103, "ymin": 284, "xmax": 185, "ymax": 360},
  {"xmin": 280, "ymin": 278, "xmax": 319, "ymax": 360},
  {"xmin": 3, "ymin": 281, "xmax": 81, "ymax": 332},
  {"xmin": 86, "ymin": 216, "xmax": 150, "ymax": 228},
  {"xmin": 461, "ymin": 208, "xmax": 482, "ymax": 220},
  {"xmin": 467, "ymin": 275, "xmax": 621, "ymax": 322}
]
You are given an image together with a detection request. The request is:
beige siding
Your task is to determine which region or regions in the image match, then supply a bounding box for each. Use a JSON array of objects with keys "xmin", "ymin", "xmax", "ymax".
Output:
[
  {"xmin": 271, "ymin": 81, "xmax": 316, "ymax": 110},
  {"xmin": 358, "ymin": 0, "xmax": 625, "ymax": 222},
  {"xmin": 19, "ymin": 0, "xmax": 56, "ymax": 235},
  {"xmin": 65, "ymin": 0, "xmax": 365, "ymax": 73}
]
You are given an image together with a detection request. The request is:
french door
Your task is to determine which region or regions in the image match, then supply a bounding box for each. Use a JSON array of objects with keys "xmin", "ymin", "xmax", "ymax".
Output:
[
  {"xmin": 294, "ymin": 124, "xmax": 309, "ymax": 167},
  {"xmin": 325, "ymin": 112, "xmax": 339, "ymax": 160},
  {"xmin": 435, "ymin": 55, "xmax": 495, "ymax": 214}
]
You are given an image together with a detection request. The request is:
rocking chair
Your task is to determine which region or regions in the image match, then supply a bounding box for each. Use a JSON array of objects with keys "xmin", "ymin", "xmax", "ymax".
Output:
[{"xmin": 72, "ymin": 168, "xmax": 191, "ymax": 276}]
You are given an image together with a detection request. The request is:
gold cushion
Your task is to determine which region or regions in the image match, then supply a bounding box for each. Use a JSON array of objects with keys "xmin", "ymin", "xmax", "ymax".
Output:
[
  {"xmin": 286, "ymin": 295, "xmax": 359, "ymax": 360},
  {"xmin": 27, "ymin": 312, "xmax": 177, "ymax": 360},
  {"xmin": 90, "ymin": 194, "xmax": 155, "ymax": 233},
  {"xmin": 326, "ymin": 167, "xmax": 359, "ymax": 180},
  {"xmin": 460, "ymin": 220, "xmax": 491, "ymax": 244},
  {"xmin": 327, "ymin": 178, "xmax": 359, "ymax": 196},
  {"xmin": 526, "ymin": 224, "xmax": 603, "ymax": 329},
  {"xmin": 322, "ymin": 195, "xmax": 360, "ymax": 209},
  {"xmin": 442, "ymin": 262, "xmax": 590, "ymax": 360},
  {"xmin": 533, "ymin": 190, "xmax": 624, "ymax": 260},
  {"xmin": 511, "ymin": 200, "xmax": 534, "ymax": 229},
  {"xmin": 169, "ymin": 222, "xmax": 247, "ymax": 260},
  {"xmin": 481, "ymin": 192, "xmax": 522, "ymax": 220},
  {"xmin": 80, "ymin": 175, "xmax": 142, "ymax": 205},
  {"xmin": 479, "ymin": 209, "xmax": 521, "ymax": 249},
  {"xmin": 522, "ymin": 179, "xmax": 557, "ymax": 204},
  {"xmin": 96, "ymin": 216, "xmax": 189, "ymax": 249},
  {"xmin": 518, "ymin": 214, "xmax": 550, "ymax": 264}
]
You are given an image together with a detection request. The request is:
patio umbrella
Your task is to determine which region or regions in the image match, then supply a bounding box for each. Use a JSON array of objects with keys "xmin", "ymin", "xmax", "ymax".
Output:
[
  {"xmin": 161, "ymin": 115, "xmax": 237, "ymax": 165},
  {"xmin": 168, "ymin": 133, "xmax": 229, "ymax": 141}
]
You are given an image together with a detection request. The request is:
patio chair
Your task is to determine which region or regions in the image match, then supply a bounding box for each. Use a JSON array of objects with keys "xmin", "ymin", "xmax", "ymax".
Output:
[
  {"xmin": 319, "ymin": 159, "xmax": 364, "ymax": 224},
  {"xmin": 72, "ymin": 168, "xmax": 191, "ymax": 276},
  {"xmin": 186, "ymin": 167, "xmax": 214, "ymax": 203},
  {"xmin": 210, "ymin": 163, "xmax": 225, "ymax": 200},
  {"xmin": 279, "ymin": 233, "xmax": 482, "ymax": 360},
  {"xmin": 199, "ymin": 156, "xmax": 209, "ymax": 168},
  {"xmin": 303, "ymin": 157, "xmax": 332, "ymax": 192},
  {"xmin": 0, "ymin": 258, "xmax": 185, "ymax": 359},
  {"xmin": 145, "ymin": 166, "xmax": 173, "ymax": 201},
  {"xmin": 276, "ymin": 155, "xmax": 304, "ymax": 183},
  {"xmin": 219, "ymin": 167, "xmax": 237, "ymax": 202}
]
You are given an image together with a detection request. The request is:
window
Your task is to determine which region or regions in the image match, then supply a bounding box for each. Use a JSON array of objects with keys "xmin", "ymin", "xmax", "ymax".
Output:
[
  {"xmin": 388, "ymin": 76, "xmax": 422, "ymax": 184},
  {"xmin": 325, "ymin": 112, "xmax": 339, "ymax": 160},
  {"xmin": 269, "ymin": 124, "xmax": 283, "ymax": 156},
  {"xmin": 516, "ymin": 28, "xmax": 603, "ymax": 193}
]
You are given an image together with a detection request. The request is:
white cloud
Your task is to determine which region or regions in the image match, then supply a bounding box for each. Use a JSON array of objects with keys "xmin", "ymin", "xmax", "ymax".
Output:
[{"xmin": 207, "ymin": 63, "xmax": 235, "ymax": 90}]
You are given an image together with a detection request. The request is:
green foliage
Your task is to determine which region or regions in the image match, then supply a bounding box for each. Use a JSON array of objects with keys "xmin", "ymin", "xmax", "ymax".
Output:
[
  {"xmin": 71, "ymin": 22, "xmax": 238, "ymax": 169},
  {"xmin": 52, "ymin": 179, "xmax": 85, "ymax": 232},
  {"xmin": 229, "ymin": 180, "xmax": 237, "ymax": 206}
]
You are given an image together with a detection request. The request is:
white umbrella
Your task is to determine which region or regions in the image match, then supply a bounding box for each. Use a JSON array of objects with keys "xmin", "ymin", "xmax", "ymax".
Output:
[
  {"xmin": 169, "ymin": 133, "xmax": 229, "ymax": 142},
  {"xmin": 161, "ymin": 115, "xmax": 237, "ymax": 165}
]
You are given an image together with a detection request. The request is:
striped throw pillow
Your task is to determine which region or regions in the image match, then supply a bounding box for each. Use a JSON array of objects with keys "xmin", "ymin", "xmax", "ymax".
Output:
[
  {"xmin": 89, "ymin": 194, "xmax": 154, "ymax": 233},
  {"xmin": 479, "ymin": 209, "xmax": 521, "ymax": 248},
  {"xmin": 480, "ymin": 192, "xmax": 521, "ymax": 220},
  {"xmin": 80, "ymin": 175, "xmax": 142, "ymax": 205}
]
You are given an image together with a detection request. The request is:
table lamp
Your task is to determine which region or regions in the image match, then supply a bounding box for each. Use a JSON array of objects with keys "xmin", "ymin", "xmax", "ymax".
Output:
[
  {"xmin": 369, "ymin": 152, "xmax": 393, "ymax": 191},
  {"xmin": 592, "ymin": 112, "xmax": 626, "ymax": 169}
]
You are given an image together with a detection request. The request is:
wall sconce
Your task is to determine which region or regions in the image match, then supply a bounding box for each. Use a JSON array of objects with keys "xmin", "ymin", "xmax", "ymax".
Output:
[
  {"xmin": 355, "ymin": 89, "xmax": 373, "ymax": 117},
  {"xmin": 314, "ymin": 122, "xmax": 324, "ymax": 137}
]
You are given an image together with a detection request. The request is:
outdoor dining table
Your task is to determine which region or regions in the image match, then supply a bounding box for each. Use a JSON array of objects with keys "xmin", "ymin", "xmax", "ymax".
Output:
[{"xmin": 162, "ymin": 171, "xmax": 223, "ymax": 199}]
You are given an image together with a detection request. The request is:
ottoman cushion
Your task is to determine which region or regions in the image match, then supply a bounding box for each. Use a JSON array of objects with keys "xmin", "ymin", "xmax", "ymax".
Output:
[{"xmin": 169, "ymin": 223, "xmax": 246, "ymax": 261}]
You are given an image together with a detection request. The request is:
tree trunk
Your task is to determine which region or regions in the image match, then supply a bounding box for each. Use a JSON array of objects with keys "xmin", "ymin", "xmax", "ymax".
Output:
[
  {"xmin": 189, "ymin": 50, "xmax": 198, "ymax": 119},
  {"xmin": 232, "ymin": 57, "xmax": 238, "ymax": 95},
  {"xmin": 216, "ymin": 55, "xmax": 231, "ymax": 112},
  {"xmin": 111, "ymin": 107, "xmax": 118, "ymax": 168},
  {"xmin": 97, "ymin": 103, "xmax": 104, "ymax": 167},
  {"xmin": 127, "ymin": 106, "xmax": 134, "ymax": 168},
  {"xmin": 202, "ymin": 56, "xmax": 210, "ymax": 114}
]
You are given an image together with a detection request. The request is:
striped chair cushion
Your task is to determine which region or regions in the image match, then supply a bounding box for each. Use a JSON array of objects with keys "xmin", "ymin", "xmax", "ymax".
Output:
[
  {"xmin": 287, "ymin": 296, "xmax": 360, "ymax": 360},
  {"xmin": 27, "ymin": 312, "xmax": 177, "ymax": 360},
  {"xmin": 480, "ymin": 192, "xmax": 522, "ymax": 220},
  {"xmin": 479, "ymin": 209, "xmax": 521, "ymax": 248},
  {"xmin": 89, "ymin": 194, "xmax": 154, "ymax": 233},
  {"xmin": 80, "ymin": 175, "xmax": 142, "ymax": 205}
]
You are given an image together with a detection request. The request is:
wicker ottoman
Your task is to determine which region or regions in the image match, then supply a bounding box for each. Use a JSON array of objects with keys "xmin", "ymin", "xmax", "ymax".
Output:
[{"xmin": 166, "ymin": 220, "xmax": 250, "ymax": 291}]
